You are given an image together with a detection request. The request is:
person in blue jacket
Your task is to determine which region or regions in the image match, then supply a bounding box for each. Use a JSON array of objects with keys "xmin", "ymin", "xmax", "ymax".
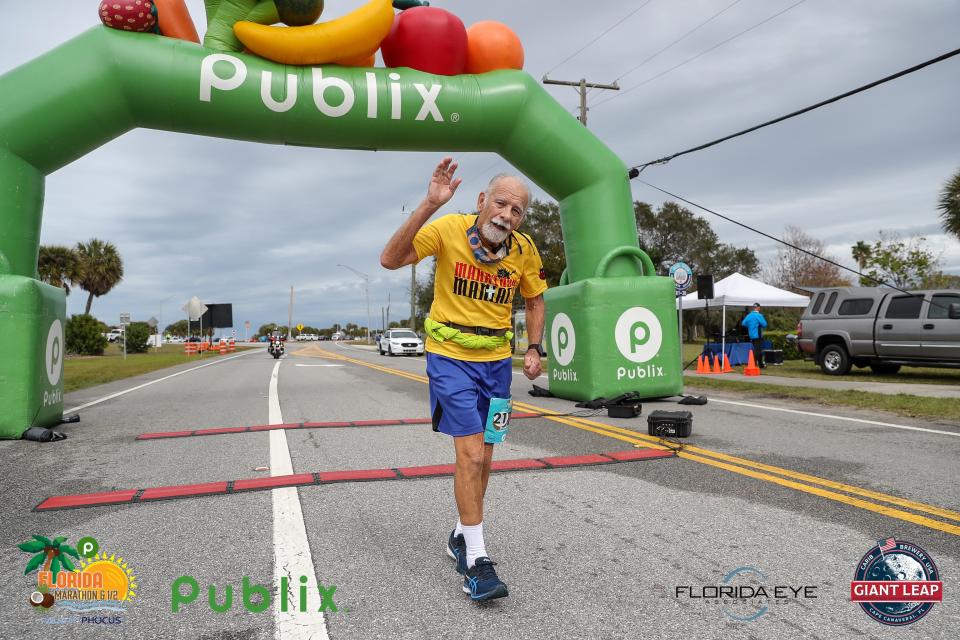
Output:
[{"xmin": 741, "ymin": 302, "xmax": 768, "ymax": 368}]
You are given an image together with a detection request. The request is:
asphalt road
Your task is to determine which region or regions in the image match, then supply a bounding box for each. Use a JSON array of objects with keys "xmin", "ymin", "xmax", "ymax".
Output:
[{"xmin": 1, "ymin": 342, "xmax": 957, "ymax": 639}]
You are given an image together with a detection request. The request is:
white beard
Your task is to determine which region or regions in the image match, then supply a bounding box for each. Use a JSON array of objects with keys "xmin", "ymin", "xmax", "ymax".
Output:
[{"xmin": 480, "ymin": 221, "xmax": 511, "ymax": 246}]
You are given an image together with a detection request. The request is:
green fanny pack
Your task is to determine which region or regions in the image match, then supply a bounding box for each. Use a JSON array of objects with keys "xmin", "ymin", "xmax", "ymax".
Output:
[{"xmin": 424, "ymin": 317, "xmax": 514, "ymax": 350}]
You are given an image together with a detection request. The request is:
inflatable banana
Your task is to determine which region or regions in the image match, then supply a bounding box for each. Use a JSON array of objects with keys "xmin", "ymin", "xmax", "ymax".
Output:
[{"xmin": 234, "ymin": 0, "xmax": 394, "ymax": 66}]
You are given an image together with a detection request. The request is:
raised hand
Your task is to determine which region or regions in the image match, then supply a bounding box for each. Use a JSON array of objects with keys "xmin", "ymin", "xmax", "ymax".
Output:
[{"xmin": 425, "ymin": 156, "xmax": 462, "ymax": 208}]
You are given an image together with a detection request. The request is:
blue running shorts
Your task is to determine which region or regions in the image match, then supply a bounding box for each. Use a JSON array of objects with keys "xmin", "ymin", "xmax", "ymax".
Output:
[{"xmin": 426, "ymin": 353, "xmax": 513, "ymax": 438}]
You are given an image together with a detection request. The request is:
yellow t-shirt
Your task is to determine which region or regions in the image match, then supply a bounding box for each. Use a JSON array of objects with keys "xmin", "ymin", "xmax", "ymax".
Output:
[{"xmin": 413, "ymin": 213, "xmax": 548, "ymax": 361}]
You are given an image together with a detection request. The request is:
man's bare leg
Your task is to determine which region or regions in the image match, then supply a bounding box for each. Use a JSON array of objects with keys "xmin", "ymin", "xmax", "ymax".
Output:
[
  {"xmin": 480, "ymin": 442, "xmax": 494, "ymax": 498},
  {"xmin": 453, "ymin": 433, "xmax": 485, "ymax": 525}
]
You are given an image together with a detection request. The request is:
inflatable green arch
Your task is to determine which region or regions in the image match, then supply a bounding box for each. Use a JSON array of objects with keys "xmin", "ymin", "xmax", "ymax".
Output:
[{"xmin": 0, "ymin": 27, "xmax": 681, "ymax": 439}]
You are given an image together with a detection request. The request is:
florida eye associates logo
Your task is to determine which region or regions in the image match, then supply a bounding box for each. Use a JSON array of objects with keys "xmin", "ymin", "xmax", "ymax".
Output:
[
  {"xmin": 675, "ymin": 566, "xmax": 818, "ymax": 622},
  {"xmin": 850, "ymin": 538, "xmax": 942, "ymax": 626}
]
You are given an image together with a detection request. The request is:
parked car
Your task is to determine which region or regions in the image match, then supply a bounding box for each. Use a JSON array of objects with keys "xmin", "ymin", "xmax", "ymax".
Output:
[
  {"xmin": 379, "ymin": 328, "xmax": 424, "ymax": 356},
  {"xmin": 298, "ymin": 333, "xmax": 319, "ymax": 341},
  {"xmin": 104, "ymin": 329, "xmax": 123, "ymax": 343},
  {"xmin": 792, "ymin": 287, "xmax": 960, "ymax": 375}
]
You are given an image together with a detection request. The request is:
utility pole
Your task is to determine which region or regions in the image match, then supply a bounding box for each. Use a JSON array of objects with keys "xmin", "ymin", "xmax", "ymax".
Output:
[
  {"xmin": 541, "ymin": 76, "xmax": 619, "ymax": 127},
  {"xmin": 337, "ymin": 264, "xmax": 371, "ymax": 344},
  {"xmin": 287, "ymin": 286, "xmax": 294, "ymax": 341}
]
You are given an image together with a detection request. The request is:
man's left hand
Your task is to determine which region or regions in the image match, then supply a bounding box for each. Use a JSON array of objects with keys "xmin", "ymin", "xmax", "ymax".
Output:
[{"xmin": 523, "ymin": 350, "xmax": 542, "ymax": 380}]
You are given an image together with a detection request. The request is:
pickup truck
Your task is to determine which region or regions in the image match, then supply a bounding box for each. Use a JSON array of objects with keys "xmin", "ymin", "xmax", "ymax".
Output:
[{"xmin": 795, "ymin": 287, "xmax": 960, "ymax": 375}]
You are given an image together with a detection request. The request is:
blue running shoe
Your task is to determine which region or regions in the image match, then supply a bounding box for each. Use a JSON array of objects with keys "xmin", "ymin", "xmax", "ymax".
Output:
[
  {"xmin": 446, "ymin": 530, "xmax": 467, "ymax": 575},
  {"xmin": 462, "ymin": 557, "xmax": 509, "ymax": 601}
]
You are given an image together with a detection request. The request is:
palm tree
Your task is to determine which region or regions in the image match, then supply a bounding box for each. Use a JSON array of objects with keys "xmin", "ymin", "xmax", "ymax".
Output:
[
  {"xmin": 75, "ymin": 239, "xmax": 124, "ymax": 315},
  {"xmin": 19, "ymin": 535, "xmax": 79, "ymax": 583},
  {"xmin": 38, "ymin": 245, "xmax": 82, "ymax": 295},
  {"xmin": 851, "ymin": 240, "xmax": 872, "ymax": 286},
  {"xmin": 938, "ymin": 169, "xmax": 960, "ymax": 240}
]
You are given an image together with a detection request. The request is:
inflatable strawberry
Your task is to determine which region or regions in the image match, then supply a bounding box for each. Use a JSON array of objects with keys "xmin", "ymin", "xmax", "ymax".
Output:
[{"xmin": 99, "ymin": 1, "xmax": 158, "ymax": 32}]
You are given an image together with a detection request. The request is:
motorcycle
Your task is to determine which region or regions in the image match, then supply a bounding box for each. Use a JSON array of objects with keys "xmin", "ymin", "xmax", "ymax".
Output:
[{"xmin": 268, "ymin": 337, "xmax": 284, "ymax": 359}]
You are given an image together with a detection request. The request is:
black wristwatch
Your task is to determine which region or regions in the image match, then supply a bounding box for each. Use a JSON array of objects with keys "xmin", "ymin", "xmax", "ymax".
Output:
[{"xmin": 527, "ymin": 343, "xmax": 546, "ymax": 357}]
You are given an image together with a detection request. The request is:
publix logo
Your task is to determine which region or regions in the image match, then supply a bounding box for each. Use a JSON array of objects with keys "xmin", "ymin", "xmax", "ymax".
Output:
[
  {"xmin": 549, "ymin": 313, "xmax": 577, "ymax": 381},
  {"xmin": 615, "ymin": 307, "xmax": 664, "ymax": 380},
  {"xmin": 200, "ymin": 54, "xmax": 448, "ymax": 121}
]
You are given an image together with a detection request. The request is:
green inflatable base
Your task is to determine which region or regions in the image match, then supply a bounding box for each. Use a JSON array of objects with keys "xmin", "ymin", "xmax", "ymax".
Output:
[
  {"xmin": 0, "ymin": 275, "xmax": 66, "ymax": 439},
  {"xmin": 545, "ymin": 273, "xmax": 683, "ymax": 402}
]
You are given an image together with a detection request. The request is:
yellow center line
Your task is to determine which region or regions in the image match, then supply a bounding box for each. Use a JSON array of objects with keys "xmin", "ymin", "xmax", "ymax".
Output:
[
  {"xmin": 534, "ymin": 410, "xmax": 960, "ymax": 524},
  {"xmin": 312, "ymin": 348, "xmax": 960, "ymax": 536}
]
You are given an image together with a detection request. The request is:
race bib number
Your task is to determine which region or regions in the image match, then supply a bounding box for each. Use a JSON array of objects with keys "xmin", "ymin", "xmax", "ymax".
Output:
[{"xmin": 484, "ymin": 397, "xmax": 512, "ymax": 444}]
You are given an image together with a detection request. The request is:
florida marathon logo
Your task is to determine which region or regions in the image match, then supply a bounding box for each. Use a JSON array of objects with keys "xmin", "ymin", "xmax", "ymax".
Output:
[
  {"xmin": 850, "ymin": 537, "xmax": 942, "ymax": 626},
  {"xmin": 18, "ymin": 535, "xmax": 136, "ymax": 626}
]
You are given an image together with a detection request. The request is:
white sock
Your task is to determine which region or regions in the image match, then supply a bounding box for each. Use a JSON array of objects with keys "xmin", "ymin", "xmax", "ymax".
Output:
[
  {"xmin": 454, "ymin": 519, "xmax": 463, "ymax": 537},
  {"xmin": 461, "ymin": 522, "xmax": 486, "ymax": 569}
]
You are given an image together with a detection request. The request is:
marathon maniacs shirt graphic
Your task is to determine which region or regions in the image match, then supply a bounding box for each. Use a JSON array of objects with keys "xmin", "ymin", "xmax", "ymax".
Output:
[{"xmin": 413, "ymin": 214, "xmax": 547, "ymax": 361}]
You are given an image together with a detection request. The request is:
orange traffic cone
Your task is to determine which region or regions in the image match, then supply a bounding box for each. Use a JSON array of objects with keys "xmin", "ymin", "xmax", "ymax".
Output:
[
  {"xmin": 744, "ymin": 350, "xmax": 761, "ymax": 376},
  {"xmin": 696, "ymin": 355, "xmax": 707, "ymax": 374},
  {"xmin": 722, "ymin": 354, "xmax": 733, "ymax": 373},
  {"xmin": 712, "ymin": 354, "xmax": 723, "ymax": 374}
]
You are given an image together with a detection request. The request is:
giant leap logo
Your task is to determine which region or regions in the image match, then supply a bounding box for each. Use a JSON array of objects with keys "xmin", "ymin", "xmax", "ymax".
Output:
[
  {"xmin": 614, "ymin": 307, "xmax": 664, "ymax": 380},
  {"xmin": 200, "ymin": 54, "xmax": 448, "ymax": 121}
]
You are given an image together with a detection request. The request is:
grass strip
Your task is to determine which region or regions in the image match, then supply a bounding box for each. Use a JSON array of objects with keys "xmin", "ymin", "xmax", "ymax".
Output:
[
  {"xmin": 64, "ymin": 346, "xmax": 255, "ymax": 393},
  {"xmin": 685, "ymin": 377, "xmax": 960, "ymax": 423}
]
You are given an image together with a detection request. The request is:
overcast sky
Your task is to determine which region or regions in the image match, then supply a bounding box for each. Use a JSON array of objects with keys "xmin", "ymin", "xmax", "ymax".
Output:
[{"xmin": 2, "ymin": 0, "xmax": 958, "ymax": 333}]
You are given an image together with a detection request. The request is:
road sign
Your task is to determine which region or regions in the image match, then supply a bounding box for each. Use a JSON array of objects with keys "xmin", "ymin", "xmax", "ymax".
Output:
[
  {"xmin": 297, "ymin": 323, "xmax": 304, "ymax": 332},
  {"xmin": 182, "ymin": 296, "xmax": 207, "ymax": 321},
  {"xmin": 245, "ymin": 321, "xmax": 251, "ymax": 330},
  {"xmin": 147, "ymin": 316, "xmax": 158, "ymax": 328},
  {"xmin": 669, "ymin": 262, "xmax": 693, "ymax": 295},
  {"xmin": 119, "ymin": 313, "xmax": 130, "ymax": 325}
]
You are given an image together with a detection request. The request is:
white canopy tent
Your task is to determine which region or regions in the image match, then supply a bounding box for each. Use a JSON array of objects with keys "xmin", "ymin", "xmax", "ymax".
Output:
[
  {"xmin": 677, "ymin": 272, "xmax": 811, "ymax": 310},
  {"xmin": 677, "ymin": 273, "xmax": 810, "ymax": 361}
]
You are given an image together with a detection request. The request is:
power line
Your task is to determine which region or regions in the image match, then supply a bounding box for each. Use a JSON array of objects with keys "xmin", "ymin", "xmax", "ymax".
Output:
[
  {"xmin": 543, "ymin": 0, "xmax": 656, "ymax": 76},
  {"xmin": 593, "ymin": 0, "xmax": 807, "ymax": 109},
  {"xmin": 627, "ymin": 45, "xmax": 960, "ymax": 175},
  {"xmin": 611, "ymin": 0, "xmax": 745, "ymax": 85},
  {"xmin": 637, "ymin": 180, "xmax": 954, "ymax": 310}
]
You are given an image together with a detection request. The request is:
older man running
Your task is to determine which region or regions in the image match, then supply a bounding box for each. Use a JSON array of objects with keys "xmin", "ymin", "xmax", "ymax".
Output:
[{"xmin": 381, "ymin": 157, "xmax": 547, "ymax": 601}]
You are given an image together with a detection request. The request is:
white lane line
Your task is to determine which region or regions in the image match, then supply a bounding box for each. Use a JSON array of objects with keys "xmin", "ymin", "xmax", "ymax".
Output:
[
  {"xmin": 63, "ymin": 349, "xmax": 260, "ymax": 414},
  {"xmin": 708, "ymin": 397, "xmax": 960, "ymax": 437},
  {"xmin": 294, "ymin": 364, "xmax": 345, "ymax": 368},
  {"xmin": 268, "ymin": 360, "xmax": 329, "ymax": 640}
]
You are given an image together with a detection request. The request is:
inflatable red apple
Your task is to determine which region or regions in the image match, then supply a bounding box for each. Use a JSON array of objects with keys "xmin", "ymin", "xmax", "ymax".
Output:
[{"xmin": 381, "ymin": 6, "xmax": 468, "ymax": 76}]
